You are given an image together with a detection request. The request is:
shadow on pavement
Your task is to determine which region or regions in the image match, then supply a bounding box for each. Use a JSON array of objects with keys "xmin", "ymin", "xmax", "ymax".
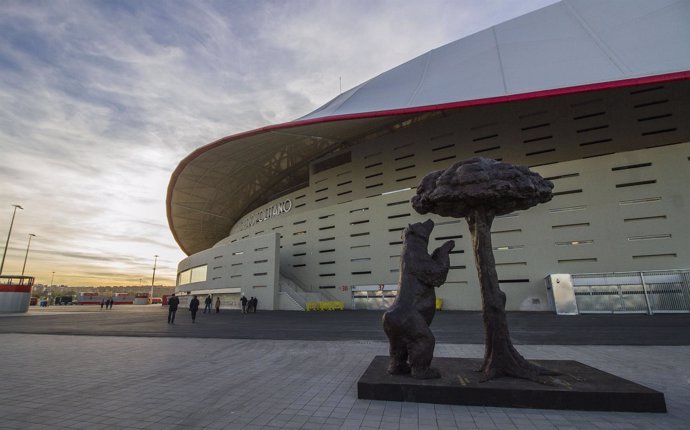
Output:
[{"xmin": 2, "ymin": 306, "xmax": 690, "ymax": 345}]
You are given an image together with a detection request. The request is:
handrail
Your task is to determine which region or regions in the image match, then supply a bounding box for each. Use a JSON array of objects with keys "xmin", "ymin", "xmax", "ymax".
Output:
[
  {"xmin": 279, "ymin": 276, "xmax": 327, "ymax": 308},
  {"xmin": 280, "ymin": 283, "xmax": 306, "ymax": 307},
  {"xmin": 0, "ymin": 275, "xmax": 35, "ymax": 287},
  {"xmin": 278, "ymin": 291, "xmax": 304, "ymax": 311},
  {"xmin": 319, "ymin": 289, "xmax": 339, "ymax": 302}
]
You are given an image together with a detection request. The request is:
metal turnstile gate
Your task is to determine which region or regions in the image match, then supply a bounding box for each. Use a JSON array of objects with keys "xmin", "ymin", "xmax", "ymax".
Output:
[{"xmin": 546, "ymin": 270, "xmax": 690, "ymax": 315}]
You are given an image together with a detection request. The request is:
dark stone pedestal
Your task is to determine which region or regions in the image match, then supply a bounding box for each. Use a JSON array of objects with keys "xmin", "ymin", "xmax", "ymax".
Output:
[{"xmin": 358, "ymin": 356, "xmax": 666, "ymax": 412}]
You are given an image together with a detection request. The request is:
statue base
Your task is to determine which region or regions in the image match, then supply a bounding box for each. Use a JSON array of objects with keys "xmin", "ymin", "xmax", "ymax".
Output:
[{"xmin": 358, "ymin": 356, "xmax": 666, "ymax": 412}]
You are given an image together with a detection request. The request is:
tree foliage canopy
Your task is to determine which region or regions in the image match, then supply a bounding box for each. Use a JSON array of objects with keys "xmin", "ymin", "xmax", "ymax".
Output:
[{"xmin": 412, "ymin": 157, "xmax": 553, "ymax": 218}]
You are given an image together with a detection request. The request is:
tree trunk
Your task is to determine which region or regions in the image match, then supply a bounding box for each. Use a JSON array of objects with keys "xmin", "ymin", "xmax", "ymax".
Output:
[{"xmin": 467, "ymin": 209, "xmax": 554, "ymax": 383}]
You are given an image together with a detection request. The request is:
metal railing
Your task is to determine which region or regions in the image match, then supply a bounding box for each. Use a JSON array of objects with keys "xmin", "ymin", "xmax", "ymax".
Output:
[
  {"xmin": 571, "ymin": 269, "xmax": 690, "ymax": 314},
  {"xmin": 278, "ymin": 277, "xmax": 313, "ymax": 310},
  {"xmin": 277, "ymin": 292, "xmax": 303, "ymax": 311},
  {"xmin": 279, "ymin": 275, "xmax": 345, "ymax": 310},
  {"xmin": 0, "ymin": 275, "xmax": 35, "ymax": 286}
]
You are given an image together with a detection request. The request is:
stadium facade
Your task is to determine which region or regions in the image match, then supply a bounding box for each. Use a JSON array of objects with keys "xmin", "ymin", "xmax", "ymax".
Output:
[{"xmin": 167, "ymin": 0, "xmax": 690, "ymax": 311}]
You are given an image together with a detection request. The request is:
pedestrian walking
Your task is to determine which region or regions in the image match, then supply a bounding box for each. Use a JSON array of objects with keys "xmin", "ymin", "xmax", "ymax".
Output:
[
  {"xmin": 189, "ymin": 295, "xmax": 200, "ymax": 323},
  {"xmin": 100, "ymin": 299, "xmax": 105, "ymax": 309},
  {"xmin": 168, "ymin": 293, "xmax": 180, "ymax": 324},
  {"xmin": 215, "ymin": 296, "xmax": 221, "ymax": 313},
  {"xmin": 203, "ymin": 295, "xmax": 212, "ymax": 313},
  {"xmin": 240, "ymin": 295, "xmax": 248, "ymax": 314},
  {"xmin": 252, "ymin": 297, "xmax": 258, "ymax": 313}
]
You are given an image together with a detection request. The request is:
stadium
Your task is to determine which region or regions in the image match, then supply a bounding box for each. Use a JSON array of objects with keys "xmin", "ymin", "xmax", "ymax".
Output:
[{"xmin": 167, "ymin": 0, "xmax": 690, "ymax": 312}]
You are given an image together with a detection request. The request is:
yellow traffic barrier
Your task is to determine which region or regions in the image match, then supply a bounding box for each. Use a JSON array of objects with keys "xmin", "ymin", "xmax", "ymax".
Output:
[
  {"xmin": 305, "ymin": 301, "xmax": 345, "ymax": 311},
  {"xmin": 322, "ymin": 301, "xmax": 344, "ymax": 311}
]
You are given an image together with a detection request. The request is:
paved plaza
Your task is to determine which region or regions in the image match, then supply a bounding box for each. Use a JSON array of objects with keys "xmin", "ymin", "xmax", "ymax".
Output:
[{"xmin": 1, "ymin": 307, "xmax": 690, "ymax": 429}]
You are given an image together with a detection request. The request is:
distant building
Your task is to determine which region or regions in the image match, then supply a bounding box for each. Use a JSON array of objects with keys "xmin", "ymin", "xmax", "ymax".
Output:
[{"xmin": 167, "ymin": 0, "xmax": 690, "ymax": 311}]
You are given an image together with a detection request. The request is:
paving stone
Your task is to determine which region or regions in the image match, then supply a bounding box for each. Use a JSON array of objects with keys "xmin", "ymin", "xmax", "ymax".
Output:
[{"xmin": 0, "ymin": 322, "xmax": 688, "ymax": 430}]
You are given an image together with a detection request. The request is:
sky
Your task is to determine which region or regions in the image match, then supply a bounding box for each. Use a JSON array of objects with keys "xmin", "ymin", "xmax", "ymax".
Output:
[{"xmin": 0, "ymin": 0, "xmax": 558, "ymax": 287}]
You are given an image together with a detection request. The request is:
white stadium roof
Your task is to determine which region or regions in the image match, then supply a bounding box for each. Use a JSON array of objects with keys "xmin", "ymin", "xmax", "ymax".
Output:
[
  {"xmin": 168, "ymin": 0, "xmax": 690, "ymax": 256},
  {"xmin": 300, "ymin": 0, "xmax": 690, "ymax": 121}
]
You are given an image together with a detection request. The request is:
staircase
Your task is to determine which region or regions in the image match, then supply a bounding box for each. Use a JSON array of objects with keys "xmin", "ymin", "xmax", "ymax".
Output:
[{"xmin": 279, "ymin": 275, "xmax": 334, "ymax": 311}]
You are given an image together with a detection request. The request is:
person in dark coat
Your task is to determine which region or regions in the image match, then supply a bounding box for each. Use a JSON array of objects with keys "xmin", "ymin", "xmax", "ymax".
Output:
[
  {"xmin": 252, "ymin": 297, "xmax": 258, "ymax": 313},
  {"xmin": 215, "ymin": 296, "xmax": 221, "ymax": 313},
  {"xmin": 240, "ymin": 295, "xmax": 248, "ymax": 314},
  {"xmin": 203, "ymin": 295, "xmax": 212, "ymax": 313},
  {"xmin": 189, "ymin": 295, "xmax": 200, "ymax": 323},
  {"xmin": 168, "ymin": 293, "xmax": 180, "ymax": 324}
]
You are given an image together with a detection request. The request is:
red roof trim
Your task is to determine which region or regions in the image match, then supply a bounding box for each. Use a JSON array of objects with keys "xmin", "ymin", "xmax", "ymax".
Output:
[
  {"xmin": 167, "ymin": 71, "xmax": 690, "ymax": 255},
  {"xmin": 306, "ymin": 71, "xmax": 690, "ymax": 123}
]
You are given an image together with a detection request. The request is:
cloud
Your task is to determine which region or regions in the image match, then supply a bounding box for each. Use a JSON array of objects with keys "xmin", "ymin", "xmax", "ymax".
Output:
[{"xmin": 0, "ymin": 0, "xmax": 557, "ymax": 286}]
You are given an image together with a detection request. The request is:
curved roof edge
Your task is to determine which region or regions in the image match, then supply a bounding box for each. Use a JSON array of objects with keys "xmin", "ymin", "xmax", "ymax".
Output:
[
  {"xmin": 298, "ymin": 0, "xmax": 690, "ymax": 121},
  {"xmin": 167, "ymin": 71, "xmax": 690, "ymax": 255},
  {"xmin": 169, "ymin": 0, "xmax": 690, "ymax": 255}
]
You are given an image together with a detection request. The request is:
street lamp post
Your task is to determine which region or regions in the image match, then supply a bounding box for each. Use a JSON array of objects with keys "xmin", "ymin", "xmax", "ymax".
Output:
[
  {"xmin": 0, "ymin": 204, "xmax": 23, "ymax": 276},
  {"xmin": 21, "ymin": 233, "xmax": 36, "ymax": 277},
  {"xmin": 47, "ymin": 271, "xmax": 55, "ymax": 305},
  {"xmin": 150, "ymin": 255, "xmax": 159, "ymax": 298}
]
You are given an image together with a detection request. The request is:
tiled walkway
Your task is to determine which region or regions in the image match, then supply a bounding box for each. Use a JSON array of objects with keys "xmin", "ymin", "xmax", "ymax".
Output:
[{"xmin": 1, "ymin": 334, "xmax": 688, "ymax": 429}]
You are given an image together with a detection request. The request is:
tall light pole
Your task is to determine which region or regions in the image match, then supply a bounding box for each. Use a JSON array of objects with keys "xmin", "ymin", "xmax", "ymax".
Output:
[
  {"xmin": 0, "ymin": 204, "xmax": 23, "ymax": 276},
  {"xmin": 21, "ymin": 233, "xmax": 36, "ymax": 276},
  {"xmin": 150, "ymin": 255, "xmax": 159, "ymax": 298},
  {"xmin": 48, "ymin": 271, "xmax": 55, "ymax": 305}
]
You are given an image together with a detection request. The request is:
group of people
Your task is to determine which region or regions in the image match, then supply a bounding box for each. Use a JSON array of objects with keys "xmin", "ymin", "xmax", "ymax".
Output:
[
  {"xmin": 167, "ymin": 293, "xmax": 222, "ymax": 324},
  {"xmin": 240, "ymin": 295, "xmax": 258, "ymax": 314},
  {"xmin": 166, "ymin": 293, "xmax": 259, "ymax": 324},
  {"xmin": 203, "ymin": 295, "xmax": 220, "ymax": 314},
  {"xmin": 100, "ymin": 298, "xmax": 114, "ymax": 309}
]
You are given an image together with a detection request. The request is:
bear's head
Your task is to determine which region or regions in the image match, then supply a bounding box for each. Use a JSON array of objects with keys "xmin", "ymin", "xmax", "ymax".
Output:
[{"xmin": 403, "ymin": 219, "xmax": 434, "ymax": 243}]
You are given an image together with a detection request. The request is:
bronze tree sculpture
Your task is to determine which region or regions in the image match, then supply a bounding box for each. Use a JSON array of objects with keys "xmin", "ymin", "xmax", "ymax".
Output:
[{"xmin": 412, "ymin": 157, "xmax": 555, "ymax": 382}]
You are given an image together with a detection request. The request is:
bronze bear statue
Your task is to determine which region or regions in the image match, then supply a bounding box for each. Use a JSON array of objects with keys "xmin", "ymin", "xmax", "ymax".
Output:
[{"xmin": 382, "ymin": 219, "xmax": 454, "ymax": 379}]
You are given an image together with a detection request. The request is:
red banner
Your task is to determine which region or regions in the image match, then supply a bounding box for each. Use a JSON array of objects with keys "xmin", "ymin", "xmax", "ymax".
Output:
[{"xmin": 0, "ymin": 285, "xmax": 32, "ymax": 293}]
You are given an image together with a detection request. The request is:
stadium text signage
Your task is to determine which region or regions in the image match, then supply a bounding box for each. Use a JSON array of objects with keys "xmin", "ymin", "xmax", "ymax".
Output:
[{"xmin": 239, "ymin": 199, "xmax": 292, "ymax": 231}]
